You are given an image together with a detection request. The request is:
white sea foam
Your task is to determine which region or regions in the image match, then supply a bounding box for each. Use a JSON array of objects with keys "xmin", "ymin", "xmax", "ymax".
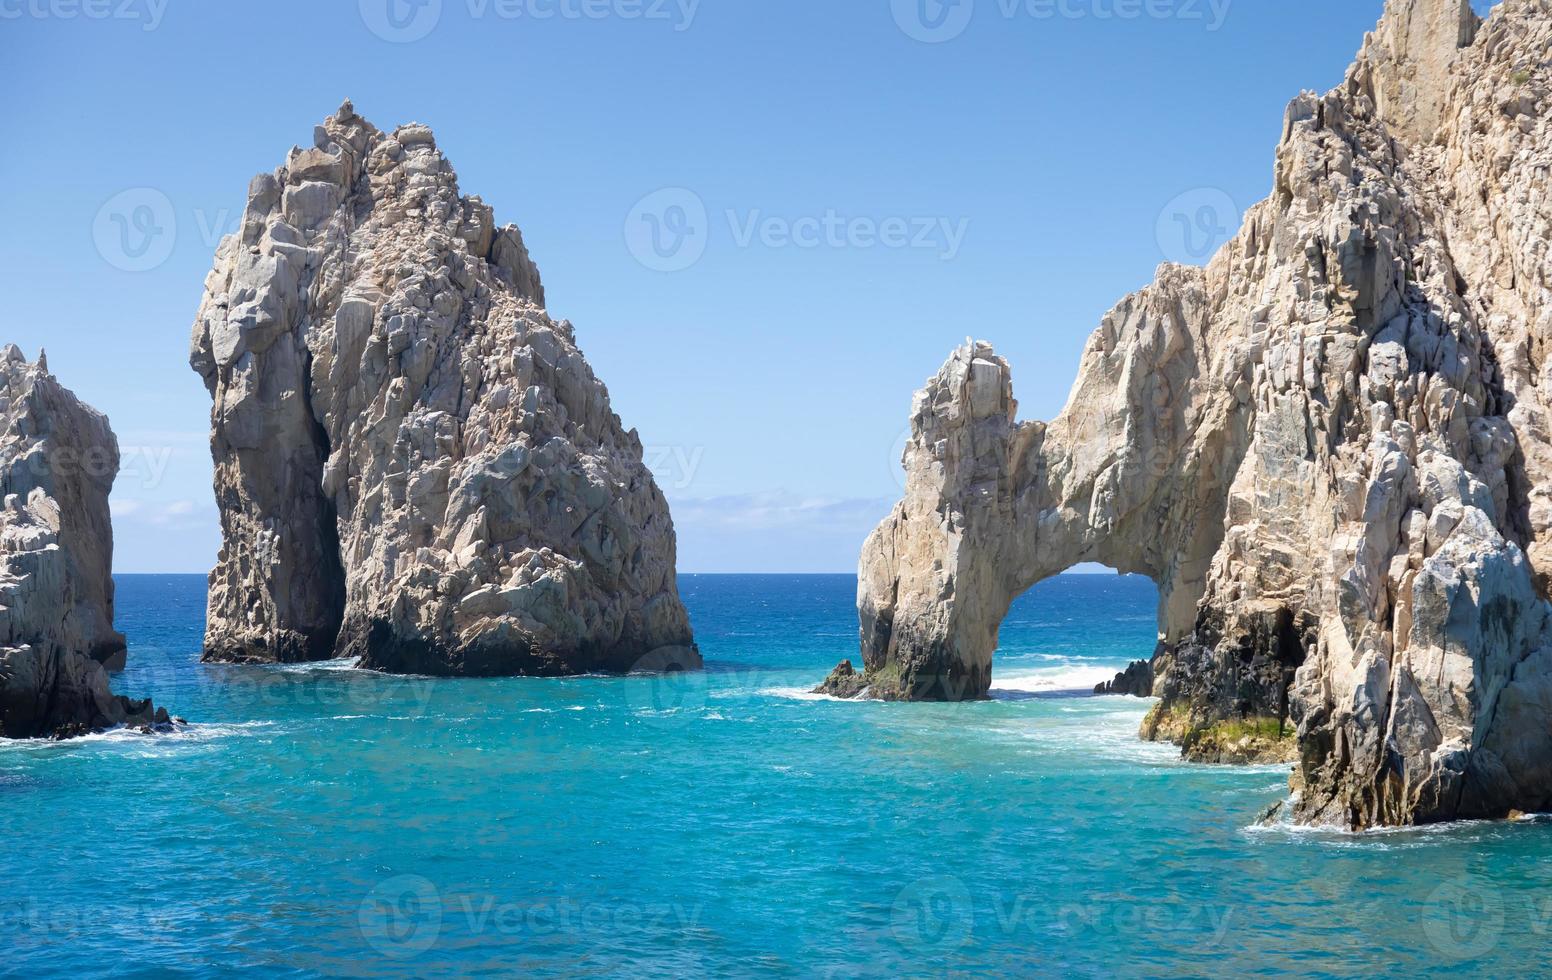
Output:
[
  {"xmin": 760, "ymin": 686, "xmax": 855, "ymax": 702},
  {"xmin": 990, "ymin": 664, "xmax": 1118, "ymax": 696},
  {"xmin": 762, "ymin": 662, "xmax": 1119, "ymax": 703},
  {"xmin": 0, "ymin": 719, "xmax": 279, "ymax": 758},
  {"xmin": 1005, "ymin": 708, "xmax": 1183, "ymax": 767},
  {"xmin": 265, "ymin": 657, "xmax": 364, "ymax": 674},
  {"xmin": 1242, "ymin": 797, "xmax": 1523, "ymax": 846}
]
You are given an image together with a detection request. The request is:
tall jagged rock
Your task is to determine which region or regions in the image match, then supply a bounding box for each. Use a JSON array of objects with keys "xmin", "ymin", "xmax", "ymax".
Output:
[
  {"xmin": 190, "ymin": 102, "xmax": 698, "ymax": 677},
  {"xmin": 0, "ymin": 348, "xmax": 169, "ymax": 738},
  {"xmin": 836, "ymin": 0, "xmax": 1552, "ymax": 828}
]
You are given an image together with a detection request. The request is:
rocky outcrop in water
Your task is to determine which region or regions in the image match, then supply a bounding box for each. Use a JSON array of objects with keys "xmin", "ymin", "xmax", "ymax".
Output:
[
  {"xmin": 1094, "ymin": 659, "xmax": 1154, "ymax": 698},
  {"xmin": 834, "ymin": 0, "xmax": 1552, "ymax": 827},
  {"xmin": 0, "ymin": 348, "xmax": 170, "ymax": 738},
  {"xmin": 190, "ymin": 102, "xmax": 698, "ymax": 677}
]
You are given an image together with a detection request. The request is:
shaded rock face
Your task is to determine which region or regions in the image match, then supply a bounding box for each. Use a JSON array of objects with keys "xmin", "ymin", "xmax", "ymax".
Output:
[
  {"xmin": 1094, "ymin": 658, "xmax": 1155, "ymax": 698},
  {"xmin": 844, "ymin": 0, "xmax": 1552, "ymax": 827},
  {"xmin": 191, "ymin": 102, "xmax": 698, "ymax": 677},
  {"xmin": 0, "ymin": 348, "xmax": 168, "ymax": 738}
]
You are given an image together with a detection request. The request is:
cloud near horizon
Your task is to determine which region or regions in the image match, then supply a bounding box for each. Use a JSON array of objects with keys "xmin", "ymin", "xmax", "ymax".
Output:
[{"xmin": 667, "ymin": 491, "xmax": 895, "ymax": 573}]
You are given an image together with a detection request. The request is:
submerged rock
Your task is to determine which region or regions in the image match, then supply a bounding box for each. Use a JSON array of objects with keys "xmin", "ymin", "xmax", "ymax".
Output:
[
  {"xmin": 851, "ymin": 0, "xmax": 1552, "ymax": 827},
  {"xmin": 0, "ymin": 348, "xmax": 171, "ymax": 738},
  {"xmin": 190, "ymin": 101, "xmax": 698, "ymax": 677}
]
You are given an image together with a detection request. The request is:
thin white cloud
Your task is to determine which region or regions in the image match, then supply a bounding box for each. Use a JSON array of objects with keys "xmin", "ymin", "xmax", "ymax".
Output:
[
  {"xmin": 668, "ymin": 491, "xmax": 895, "ymax": 532},
  {"xmin": 109, "ymin": 498, "xmax": 211, "ymax": 529},
  {"xmin": 110, "ymin": 498, "xmax": 143, "ymax": 517}
]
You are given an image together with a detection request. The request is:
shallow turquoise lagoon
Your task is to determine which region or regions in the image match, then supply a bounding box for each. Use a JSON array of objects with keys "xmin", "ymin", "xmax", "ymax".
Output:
[{"xmin": 3, "ymin": 574, "xmax": 1549, "ymax": 977}]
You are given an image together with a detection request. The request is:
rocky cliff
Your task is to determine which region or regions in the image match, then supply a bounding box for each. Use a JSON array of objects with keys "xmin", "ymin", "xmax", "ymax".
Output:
[
  {"xmin": 0, "ymin": 348, "xmax": 170, "ymax": 738},
  {"xmin": 830, "ymin": 0, "xmax": 1552, "ymax": 828},
  {"xmin": 190, "ymin": 102, "xmax": 698, "ymax": 677}
]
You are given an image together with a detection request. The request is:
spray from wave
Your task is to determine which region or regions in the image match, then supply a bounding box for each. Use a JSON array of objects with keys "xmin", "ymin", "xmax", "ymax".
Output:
[{"xmin": 990, "ymin": 664, "xmax": 1120, "ymax": 697}]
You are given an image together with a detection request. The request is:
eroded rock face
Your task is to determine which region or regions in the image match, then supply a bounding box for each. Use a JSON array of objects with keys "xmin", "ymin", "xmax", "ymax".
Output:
[
  {"xmin": 842, "ymin": 0, "xmax": 1552, "ymax": 827},
  {"xmin": 0, "ymin": 348, "xmax": 169, "ymax": 738},
  {"xmin": 191, "ymin": 102, "xmax": 698, "ymax": 677}
]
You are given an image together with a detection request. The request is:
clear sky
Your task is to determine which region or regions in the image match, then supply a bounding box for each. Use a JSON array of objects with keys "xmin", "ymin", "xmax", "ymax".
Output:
[{"xmin": 0, "ymin": 0, "xmax": 1502, "ymax": 573}]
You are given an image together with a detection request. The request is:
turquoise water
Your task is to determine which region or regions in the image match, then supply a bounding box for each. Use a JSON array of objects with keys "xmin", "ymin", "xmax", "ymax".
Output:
[{"xmin": 4, "ymin": 574, "xmax": 1551, "ymax": 977}]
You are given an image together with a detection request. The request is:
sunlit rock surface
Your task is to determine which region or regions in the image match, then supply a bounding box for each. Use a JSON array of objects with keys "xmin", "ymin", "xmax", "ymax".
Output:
[
  {"xmin": 191, "ymin": 102, "xmax": 698, "ymax": 677},
  {"xmin": 838, "ymin": 0, "xmax": 1552, "ymax": 828}
]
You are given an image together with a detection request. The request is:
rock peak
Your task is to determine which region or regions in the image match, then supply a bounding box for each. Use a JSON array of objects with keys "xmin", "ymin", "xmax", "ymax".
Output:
[{"xmin": 189, "ymin": 109, "xmax": 697, "ymax": 677}]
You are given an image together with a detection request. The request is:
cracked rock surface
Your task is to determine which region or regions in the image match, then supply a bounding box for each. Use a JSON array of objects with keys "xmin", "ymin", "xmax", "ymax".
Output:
[
  {"xmin": 0, "ymin": 348, "xmax": 168, "ymax": 738},
  {"xmin": 191, "ymin": 102, "xmax": 697, "ymax": 677},
  {"xmin": 836, "ymin": 0, "xmax": 1552, "ymax": 828}
]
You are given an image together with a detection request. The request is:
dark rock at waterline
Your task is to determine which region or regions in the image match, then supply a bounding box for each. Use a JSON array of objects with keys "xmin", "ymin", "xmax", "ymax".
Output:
[
  {"xmin": 4, "ymin": 649, "xmax": 179, "ymax": 741},
  {"xmin": 1140, "ymin": 607, "xmax": 1306, "ymax": 761},
  {"xmin": 1094, "ymin": 659, "xmax": 1154, "ymax": 697},
  {"xmin": 813, "ymin": 660, "xmax": 869, "ymax": 699}
]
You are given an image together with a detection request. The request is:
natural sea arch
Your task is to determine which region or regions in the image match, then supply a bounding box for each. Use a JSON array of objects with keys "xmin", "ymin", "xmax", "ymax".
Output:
[{"xmin": 848, "ymin": 322, "xmax": 1243, "ymax": 703}]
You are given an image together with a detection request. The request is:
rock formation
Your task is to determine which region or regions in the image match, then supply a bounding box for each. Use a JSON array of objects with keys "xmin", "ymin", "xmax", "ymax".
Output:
[
  {"xmin": 190, "ymin": 102, "xmax": 698, "ymax": 677},
  {"xmin": 0, "ymin": 348, "xmax": 170, "ymax": 738},
  {"xmin": 1094, "ymin": 659, "xmax": 1153, "ymax": 698},
  {"xmin": 831, "ymin": 0, "xmax": 1552, "ymax": 828}
]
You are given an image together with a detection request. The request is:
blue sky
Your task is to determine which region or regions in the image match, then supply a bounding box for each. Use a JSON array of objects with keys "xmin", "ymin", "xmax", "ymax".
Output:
[{"xmin": 0, "ymin": 0, "xmax": 1500, "ymax": 573}]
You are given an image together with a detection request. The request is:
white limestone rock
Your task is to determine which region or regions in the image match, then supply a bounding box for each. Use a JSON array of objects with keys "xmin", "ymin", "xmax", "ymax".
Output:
[
  {"xmin": 191, "ymin": 101, "xmax": 698, "ymax": 677},
  {"xmin": 840, "ymin": 0, "xmax": 1552, "ymax": 828},
  {"xmin": 0, "ymin": 348, "xmax": 168, "ymax": 738}
]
